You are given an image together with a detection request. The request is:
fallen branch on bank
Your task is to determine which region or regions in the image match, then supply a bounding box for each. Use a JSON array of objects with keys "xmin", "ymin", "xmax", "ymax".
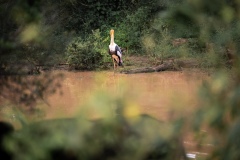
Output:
[{"xmin": 121, "ymin": 60, "xmax": 181, "ymax": 74}]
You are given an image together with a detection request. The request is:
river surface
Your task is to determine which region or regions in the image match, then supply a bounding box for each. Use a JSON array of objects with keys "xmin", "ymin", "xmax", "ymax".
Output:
[
  {"xmin": 44, "ymin": 70, "xmax": 207, "ymax": 121},
  {"xmin": 1, "ymin": 70, "xmax": 210, "ymax": 158}
]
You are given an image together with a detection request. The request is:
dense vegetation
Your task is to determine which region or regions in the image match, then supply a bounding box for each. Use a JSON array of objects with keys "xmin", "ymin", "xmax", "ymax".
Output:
[
  {"xmin": 1, "ymin": 0, "xmax": 240, "ymax": 160},
  {"xmin": 0, "ymin": 0, "xmax": 163, "ymax": 72},
  {"xmin": 1, "ymin": 0, "xmax": 237, "ymax": 71},
  {"xmin": 0, "ymin": 0, "xmax": 163, "ymax": 112}
]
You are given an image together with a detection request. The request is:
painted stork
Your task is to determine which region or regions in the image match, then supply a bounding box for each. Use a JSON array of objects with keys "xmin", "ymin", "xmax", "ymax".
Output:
[{"xmin": 109, "ymin": 29, "xmax": 123, "ymax": 70}]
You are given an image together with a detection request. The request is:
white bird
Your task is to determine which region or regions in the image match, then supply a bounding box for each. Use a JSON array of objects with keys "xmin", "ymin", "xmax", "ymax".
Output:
[{"xmin": 108, "ymin": 29, "xmax": 123, "ymax": 70}]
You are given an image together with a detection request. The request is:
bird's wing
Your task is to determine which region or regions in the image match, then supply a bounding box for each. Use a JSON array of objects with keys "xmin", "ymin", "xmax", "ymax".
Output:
[{"xmin": 115, "ymin": 45, "xmax": 122, "ymax": 55}]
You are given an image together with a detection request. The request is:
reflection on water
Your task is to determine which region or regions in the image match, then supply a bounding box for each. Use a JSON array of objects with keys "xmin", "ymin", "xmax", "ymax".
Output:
[{"xmin": 45, "ymin": 70, "xmax": 207, "ymax": 120}]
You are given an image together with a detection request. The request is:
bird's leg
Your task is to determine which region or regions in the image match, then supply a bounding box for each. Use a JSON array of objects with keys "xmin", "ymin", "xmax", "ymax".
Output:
[
  {"xmin": 112, "ymin": 55, "xmax": 119, "ymax": 72},
  {"xmin": 112, "ymin": 56, "xmax": 117, "ymax": 72}
]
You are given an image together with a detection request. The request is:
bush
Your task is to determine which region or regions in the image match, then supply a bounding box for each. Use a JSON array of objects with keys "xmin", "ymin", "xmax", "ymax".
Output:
[
  {"xmin": 113, "ymin": 1, "xmax": 161, "ymax": 55},
  {"xmin": 141, "ymin": 27, "xmax": 196, "ymax": 61},
  {"xmin": 65, "ymin": 30, "xmax": 111, "ymax": 70}
]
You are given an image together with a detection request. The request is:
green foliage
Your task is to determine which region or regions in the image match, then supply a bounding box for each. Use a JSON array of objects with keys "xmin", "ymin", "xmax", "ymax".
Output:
[
  {"xmin": 5, "ymin": 117, "xmax": 181, "ymax": 160},
  {"xmin": 162, "ymin": 0, "xmax": 240, "ymax": 159},
  {"xmin": 57, "ymin": 0, "xmax": 161, "ymax": 55},
  {"xmin": 0, "ymin": 0, "xmax": 164, "ymax": 71},
  {"xmin": 0, "ymin": 0, "xmax": 67, "ymax": 109},
  {"xmin": 115, "ymin": 1, "xmax": 161, "ymax": 54},
  {"xmin": 161, "ymin": 0, "xmax": 240, "ymax": 61},
  {"xmin": 142, "ymin": 28, "xmax": 175, "ymax": 60},
  {"xmin": 192, "ymin": 69, "xmax": 240, "ymax": 160},
  {"xmin": 4, "ymin": 90, "xmax": 185, "ymax": 160},
  {"xmin": 141, "ymin": 27, "xmax": 197, "ymax": 61},
  {"xmin": 117, "ymin": 8, "xmax": 149, "ymax": 54},
  {"xmin": 65, "ymin": 30, "xmax": 110, "ymax": 70},
  {"xmin": 0, "ymin": 0, "xmax": 72, "ymax": 72}
]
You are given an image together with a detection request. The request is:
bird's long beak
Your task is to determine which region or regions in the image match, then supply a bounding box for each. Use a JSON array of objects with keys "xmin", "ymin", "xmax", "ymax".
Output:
[{"xmin": 110, "ymin": 29, "xmax": 114, "ymax": 36}]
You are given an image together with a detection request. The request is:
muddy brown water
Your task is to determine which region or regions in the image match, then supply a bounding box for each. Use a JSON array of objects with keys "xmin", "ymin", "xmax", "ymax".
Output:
[
  {"xmin": 1, "ymin": 70, "xmax": 211, "ymax": 158},
  {"xmin": 45, "ymin": 70, "xmax": 207, "ymax": 120},
  {"xmin": 44, "ymin": 70, "xmax": 212, "ymax": 158}
]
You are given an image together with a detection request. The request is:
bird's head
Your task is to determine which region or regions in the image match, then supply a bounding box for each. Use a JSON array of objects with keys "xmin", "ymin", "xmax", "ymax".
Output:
[{"xmin": 110, "ymin": 29, "xmax": 114, "ymax": 36}]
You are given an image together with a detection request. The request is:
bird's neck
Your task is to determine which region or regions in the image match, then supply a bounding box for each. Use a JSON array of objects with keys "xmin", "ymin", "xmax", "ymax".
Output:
[{"xmin": 110, "ymin": 34, "xmax": 114, "ymax": 45}]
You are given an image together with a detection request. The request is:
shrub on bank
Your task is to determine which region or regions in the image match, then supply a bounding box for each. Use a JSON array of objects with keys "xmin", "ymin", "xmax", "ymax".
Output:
[{"xmin": 65, "ymin": 30, "xmax": 111, "ymax": 70}]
